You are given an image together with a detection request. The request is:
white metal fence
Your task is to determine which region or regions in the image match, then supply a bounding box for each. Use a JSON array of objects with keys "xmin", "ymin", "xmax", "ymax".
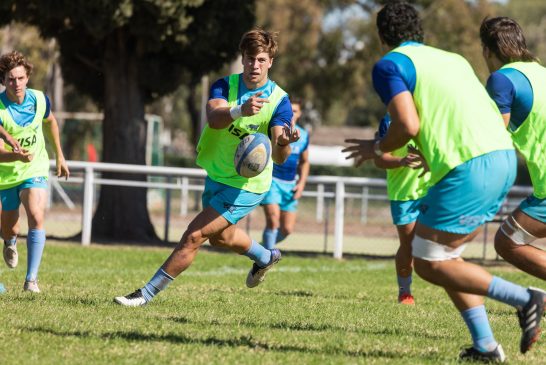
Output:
[{"xmin": 47, "ymin": 160, "xmax": 533, "ymax": 259}]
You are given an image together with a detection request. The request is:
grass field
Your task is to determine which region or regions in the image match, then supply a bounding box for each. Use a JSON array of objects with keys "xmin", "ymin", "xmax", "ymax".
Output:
[{"xmin": 1, "ymin": 241, "xmax": 545, "ymax": 364}]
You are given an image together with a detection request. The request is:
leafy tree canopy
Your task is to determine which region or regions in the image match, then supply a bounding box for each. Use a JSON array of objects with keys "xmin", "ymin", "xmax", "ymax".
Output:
[{"xmin": 0, "ymin": 0, "xmax": 254, "ymax": 105}]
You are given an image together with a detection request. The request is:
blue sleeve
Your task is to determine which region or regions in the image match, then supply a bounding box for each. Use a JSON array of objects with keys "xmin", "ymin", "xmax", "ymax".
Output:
[
  {"xmin": 268, "ymin": 96, "xmax": 293, "ymax": 134},
  {"xmin": 486, "ymin": 68, "xmax": 533, "ymax": 129},
  {"xmin": 486, "ymin": 72, "xmax": 514, "ymax": 114},
  {"xmin": 377, "ymin": 114, "xmax": 391, "ymax": 139},
  {"xmin": 44, "ymin": 95, "xmax": 51, "ymax": 118},
  {"xmin": 372, "ymin": 53, "xmax": 416, "ymax": 106},
  {"xmin": 208, "ymin": 77, "xmax": 229, "ymax": 101}
]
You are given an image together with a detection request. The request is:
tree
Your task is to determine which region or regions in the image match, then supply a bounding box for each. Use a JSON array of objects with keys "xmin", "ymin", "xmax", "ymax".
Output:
[
  {"xmin": 250, "ymin": 0, "xmax": 495, "ymax": 128},
  {"xmin": 503, "ymin": 0, "xmax": 546, "ymax": 65},
  {"xmin": 0, "ymin": 0, "xmax": 255, "ymax": 243}
]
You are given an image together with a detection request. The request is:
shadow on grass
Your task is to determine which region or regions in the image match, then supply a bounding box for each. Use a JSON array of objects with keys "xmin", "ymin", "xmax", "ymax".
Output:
[
  {"xmin": 165, "ymin": 315, "xmax": 449, "ymax": 341},
  {"xmin": 22, "ymin": 325, "xmax": 442, "ymax": 360},
  {"xmin": 275, "ymin": 290, "xmax": 314, "ymax": 297}
]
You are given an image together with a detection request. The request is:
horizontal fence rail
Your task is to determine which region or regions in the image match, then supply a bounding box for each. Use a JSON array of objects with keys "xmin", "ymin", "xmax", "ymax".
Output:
[{"xmin": 49, "ymin": 160, "xmax": 534, "ymax": 259}]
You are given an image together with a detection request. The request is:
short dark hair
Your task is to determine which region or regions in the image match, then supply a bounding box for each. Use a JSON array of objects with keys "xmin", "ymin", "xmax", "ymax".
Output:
[
  {"xmin": 480, "ymin": 17, "xmax": 537, "ymax": 64},
  {"xmin": 239, "ymin": 28, "xmax": 278, "ymax": 58},
  {"xmin": 0, "ymin": 51, "xmax": 33, "ymax": 85},
  {"xmin": 290, "ymin": 97, "xmax": 303, "ymax": 107},
  {"xmin": 376, "ymin": 2, "xmax": 424, "ymax": 47}
]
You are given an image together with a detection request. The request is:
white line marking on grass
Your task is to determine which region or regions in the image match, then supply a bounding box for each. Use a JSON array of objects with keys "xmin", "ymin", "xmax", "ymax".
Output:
[{"xmin": 41, "ymin": 262, "xmax": 387, "ymax": 277}]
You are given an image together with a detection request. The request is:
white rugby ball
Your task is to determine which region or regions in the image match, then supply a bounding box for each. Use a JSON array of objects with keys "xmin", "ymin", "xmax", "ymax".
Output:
[{"xmin": 234, "ymin": 133, "xmax": 271, "ymax": 178}]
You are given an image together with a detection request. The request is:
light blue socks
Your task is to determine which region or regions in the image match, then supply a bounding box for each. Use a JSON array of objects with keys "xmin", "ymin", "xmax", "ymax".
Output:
[
  {"xmin": 461, "ymin": 305, "xmax": 498, "ymax": 352},
  {"xmin": 262, "ymin": 229, "xmax": 287, "ymax": 250},
  {"xmin": 262, "ymin": 229, "xmax": 278, "ymax": 250},
  {"xmin": 487, "ymin": 276, "xmax": 531, "ymax": 309},
  {"xmin": 141, "ymin": 268, "xmax": 174, "ymax": 302},
  {"xmin": 242, "ymin": 240, "xmax": 272, "ymax": 267},
  {"xmin": 397, "ymin": 275, "xmax": 412, "ymax": 296},
  {"xmin": 26, "ymin": 229, "xmax": 45, "ymax": 281}
]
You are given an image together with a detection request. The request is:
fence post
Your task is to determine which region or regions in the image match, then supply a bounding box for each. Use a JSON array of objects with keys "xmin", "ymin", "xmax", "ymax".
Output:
[
  {"xmin": 333, "ymin": 181, "xmax": 345, "ymax": 259},
  {"xmin": 81, "ymin": 166, "xmax": 94, "ymax": 246},
  {"xmin": 164, "ymin": 176, "xmax": 172, "ymax": 243},
  {"xmin": 323, "ymin": 198, "xmax": 330, "ymax": 254},
  {"xmin": 180, "ymin": 176, "xmax": 189, "ymax": 216},
  {"xmin": 360, "ymin": 186, "xmax": 369, "ymax": 224},
  {"xmin": 316, "ymin": 183, "xmax": 324, "ymax": 223}
]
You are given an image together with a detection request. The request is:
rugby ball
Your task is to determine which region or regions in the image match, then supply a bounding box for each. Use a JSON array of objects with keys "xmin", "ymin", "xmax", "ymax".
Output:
[{"xmin": 234, "ymin": 133, "xmax": 271, "ymax": 178}]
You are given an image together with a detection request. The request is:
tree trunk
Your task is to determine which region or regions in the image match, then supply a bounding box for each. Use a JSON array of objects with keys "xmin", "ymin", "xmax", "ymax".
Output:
[
  {"xmin": 91, "ymin": 28, "xmax": 160, "ymax": 243},
  {"xmin": 186, "ymin": 76, "xmax": 201, "ymax": 147}
]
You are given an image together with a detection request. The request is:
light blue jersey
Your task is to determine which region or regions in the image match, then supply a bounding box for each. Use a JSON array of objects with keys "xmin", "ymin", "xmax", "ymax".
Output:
[{"xmin": 0, "ymin": 90, "xmax": 51, "ymax": 127}]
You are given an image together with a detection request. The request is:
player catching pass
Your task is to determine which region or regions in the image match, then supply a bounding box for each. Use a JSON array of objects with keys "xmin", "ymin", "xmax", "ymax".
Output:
[
  {"xmin": 344, "ymin": 3, "xmax": 545, "ymax": 362},
  {"xmin": 374, "ymin": 114, "xmax": 429, "ymax": 305},
  {"xmin": 261, "ymin": 97, "xmax": 309, "ymax": 250},
  {"xmin": 481, "ymin": 17, "xmax": 546, "ymax": 281},
  {"xmin": 115, "ymin": 28, "xmax": 299, "ymax": 307}
]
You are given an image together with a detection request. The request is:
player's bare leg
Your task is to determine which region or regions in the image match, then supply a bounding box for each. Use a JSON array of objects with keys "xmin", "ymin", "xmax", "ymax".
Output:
[
  {"xmin": 495, "ymin": 209, "xmax": 546, "ymax": 280},
  {"xmin": 279, "ymin": 210, "xmax": 296, "ymax": 239},
  {"xmin": 396, "ymin": 222, "xmax": 416, "ymax": 304},
  {"xmin": 1, "ymin": 209, "xmax": 20, "ymax": 269},
  {"xmin": 414, "ymin": 223, "xmax": 545, "ymax": 357}
]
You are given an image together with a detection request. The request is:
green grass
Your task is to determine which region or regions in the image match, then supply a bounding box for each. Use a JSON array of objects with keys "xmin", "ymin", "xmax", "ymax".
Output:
[{"xmin": 1, "ymin": 241, "xmax": 545, "ymax": 364}]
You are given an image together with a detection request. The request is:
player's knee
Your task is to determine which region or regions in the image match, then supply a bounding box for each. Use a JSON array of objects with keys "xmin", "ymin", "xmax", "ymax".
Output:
[
  {"xmin": 280, "ymin": 226, "xmax": 292, "ymax": 237},
  {"xmin": 182, "ymin": 230, "xmax": 204, "ymax": 248},
  {"xmin": 27, "ymin": 217, "xmax": 44, "ymax": 229},
  {"xmin": 497, "ymin": 215, "xmax": 537, "ymax": 247},
  {"xmin": 209, "ymin": 230, "xmax": 236, "ymax": 247},
  {"xmin": 266, "ymin": 221, "xmax": 279, "ymax": 230}
]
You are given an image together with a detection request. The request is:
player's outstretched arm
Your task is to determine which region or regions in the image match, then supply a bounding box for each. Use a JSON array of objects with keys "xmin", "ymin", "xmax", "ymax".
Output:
[
  {"xmin": 43, "ymin": 112, "xmax": 69, "ymax": 179},
  {"xmin": 373, "ymin": 152, "xmax": 404, "ymax": 169},
  {"xmin": 270, "ymin": 124, "xmax": 299, "ymax": 165}
]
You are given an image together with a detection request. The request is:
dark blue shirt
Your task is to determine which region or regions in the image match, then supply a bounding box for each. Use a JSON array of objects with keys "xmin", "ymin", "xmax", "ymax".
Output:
[
  {"xmin": 372, "ymin": 41, "xmax": 421, "ymax": 106},
  {"xmin": 209, "ymin": 75, "xmax": 292, "ymax": 135},
  {"xmin": 486, "ymin": 68, "xmax": 533, "ymax": 132}
]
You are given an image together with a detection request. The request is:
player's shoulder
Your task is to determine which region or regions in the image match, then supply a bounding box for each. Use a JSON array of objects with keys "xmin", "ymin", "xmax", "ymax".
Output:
[
  {"xmin": 487, "ymin": 69, "xmax": 520, "ymax": 92},
  {"xmin": 211, "ymin": 76, "xmax": 229, "ymax": 89},
  {"xmin": 373, "ymin": 51, "xmax": 414, "ymax": 77}
]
